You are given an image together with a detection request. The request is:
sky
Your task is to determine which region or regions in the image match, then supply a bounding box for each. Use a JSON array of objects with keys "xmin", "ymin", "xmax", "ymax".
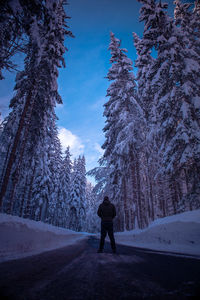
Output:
[{"xmin": 0, "ymin": 0, "xmax": 195, "ymax": 183}]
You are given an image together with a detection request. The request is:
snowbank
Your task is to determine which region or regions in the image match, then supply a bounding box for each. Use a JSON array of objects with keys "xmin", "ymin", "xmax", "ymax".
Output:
[
  {"xmin": 1, "ymin": 210, "xmax": 200, "ymax": 263},
  {"xmin": 0, "ymin": 213, "xmax": 89, "ymax": 262},
  {"xmin": 114, "ymin": 209, "xmax": 200, "ymax": 257}
]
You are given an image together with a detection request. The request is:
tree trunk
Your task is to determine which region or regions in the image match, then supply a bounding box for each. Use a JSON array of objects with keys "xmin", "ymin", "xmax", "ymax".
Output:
[
  {"xmin": 0, "ymin": 88, "xmax": 34, "ymax": 207},
  {"xmin": 135, "ymin": 154, "xmax": 143, "ymax": 228},
  {"xmin": 24, "ymin": 164, "xmax": 36, "ymax": 218}
]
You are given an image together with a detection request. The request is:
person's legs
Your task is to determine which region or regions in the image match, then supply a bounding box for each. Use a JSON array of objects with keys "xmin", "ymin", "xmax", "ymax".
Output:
[
  {"xmin": 98, "ymin": 221, "xmax": 107, "ymax": 251},
  {"xmin": 107, "ymin": 222, "xmax": 116, "ymax": 251}
]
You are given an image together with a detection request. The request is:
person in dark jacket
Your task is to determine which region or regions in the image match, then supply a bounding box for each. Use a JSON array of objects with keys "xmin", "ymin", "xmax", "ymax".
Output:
[{"xmin": 97, "ymin": 196, "xmax": 116, "ymax": 253}]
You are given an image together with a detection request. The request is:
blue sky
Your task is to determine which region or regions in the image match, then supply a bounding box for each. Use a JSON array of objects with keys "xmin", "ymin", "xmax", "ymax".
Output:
[
  {"xmin": 0, "ymin": 0, "xmax": 195, "ymax": 182},
  {"xmin": 55, "ymin": 0, "xmax": 144, "ymax": 177}
]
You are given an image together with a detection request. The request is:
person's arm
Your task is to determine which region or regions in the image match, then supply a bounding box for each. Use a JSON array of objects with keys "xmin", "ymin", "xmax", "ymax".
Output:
[{"xmin": 97, "ymin": 205, "xmax": 102, "ymax": 218}]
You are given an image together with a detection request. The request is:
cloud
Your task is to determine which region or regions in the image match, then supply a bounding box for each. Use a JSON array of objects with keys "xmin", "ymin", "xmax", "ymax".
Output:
[
  {"xmin": 94, "ymin": 142, "xmax": 104, "ymax": 155},
  {"xmin": 58, "ymin": 127, "xmax": 84, "ymax": 158}
]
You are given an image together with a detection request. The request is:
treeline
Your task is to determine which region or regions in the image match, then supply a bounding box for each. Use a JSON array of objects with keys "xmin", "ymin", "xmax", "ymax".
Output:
[
  {"xmin": 0, "ymin": 0, "xmax": 98, "ymax": 232},
  {"xmin": 89, "ymin": 0, "xmax": 200, "ymax": 231},
  {"xmin": 0, "ymin": 0, "xmax": 200, "ymax": 233}
]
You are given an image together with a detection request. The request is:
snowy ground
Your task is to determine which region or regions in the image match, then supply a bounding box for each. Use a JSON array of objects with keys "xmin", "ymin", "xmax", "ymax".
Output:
[
  {"xmin": 0, "ymin": 214, "xmax": 89, "ymax": 262},
  {"xmin": 0, "ymin": 210, "xmax": 200, "ymax": 263},
  {"xmin": 113, "ymin": 209, "xmax": 200, "ymax": 257}
]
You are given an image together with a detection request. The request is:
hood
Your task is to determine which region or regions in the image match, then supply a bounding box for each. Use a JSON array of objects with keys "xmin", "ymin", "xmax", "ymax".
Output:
[{"xmin": 103, "ymin": 199, "xmax": 110, "ymax": 206}]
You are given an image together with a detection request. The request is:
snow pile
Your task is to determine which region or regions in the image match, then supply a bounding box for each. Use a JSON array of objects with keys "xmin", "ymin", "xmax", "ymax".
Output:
[
  {"xmin": 1, "ymin": 210, "xmax": 200, "ymax": 263},
  {"xmin": 0, "ymin": 213, "xmax": 89, "ymax": 262},
  {"xmin": 115, "ymin": 209, "xmax": 200, "ymax": 256}
]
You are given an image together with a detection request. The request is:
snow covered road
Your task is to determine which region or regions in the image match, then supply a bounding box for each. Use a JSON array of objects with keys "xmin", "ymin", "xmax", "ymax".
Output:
[{"xmin": 0, "ymin": 236, "xmax": 200, "ymax": 300}]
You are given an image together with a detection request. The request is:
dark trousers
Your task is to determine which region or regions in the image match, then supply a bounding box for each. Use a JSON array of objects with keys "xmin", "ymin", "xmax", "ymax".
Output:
[{"xmin": 99, "ymin": 221, "xmax": 116, "ymax": 250}]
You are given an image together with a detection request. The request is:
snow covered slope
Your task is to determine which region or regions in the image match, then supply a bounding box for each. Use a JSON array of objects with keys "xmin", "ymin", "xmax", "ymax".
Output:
[
  {"xmin": 0, "ymin": 213, "xmax": 89, "ymax": 262},
  {"xmin": 1, "ymin": 210, "xmax": 200, "ymax": 263},
  {"xmin": 114, "ymin": 209, "xmax": 200, "ymax": 257}
]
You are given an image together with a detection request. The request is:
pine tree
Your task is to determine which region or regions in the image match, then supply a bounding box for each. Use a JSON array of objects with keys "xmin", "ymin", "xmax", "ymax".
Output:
[
  {"xmin": 194, "ymin": 0, "xmax": 200, "ymax": 15},
  {"xmin": 87, "ymin": 162, "xmax": 112, "ymax": 196},
  {"xmin": 0, "ymin": 1, "xmax": 46, "ymax": 79},
  {"xmin": 55, "ymin": 147, "xmax": 72, "ymax": 227},
  {"xmin": 140, "ymin": 0, "xmax": 200, "ymax": 210},
  {"xmin": 102, "ymin": 32, "xmax": 146, "ymax": 230},
  {"xmin": 133, "ymin": 32, "xmax": 156, "ymax": 222},
  {"xmin": 85, "ymin": 182, "xmax": 100, "ymax": 233},
  {"xmin": 0, "ymin": 113, "xmax": 4, "ymax": 135},
  {"xmin": 133, "ymin": 32, "xmax": 154, "ymax": 121},
  {"xmin": 0, "ymin": 0, "xmax": 23, "ymax": 79},
  {"xmin": 0, "ymin": 0, "xmax": 73, "ymax": 217},
  {"xmin": 32, "ymin": 142, "xmax": 52, "ymax": 222},
  {"xmin": 133, "ymin": 3, "xmax": 173, "ymax": 223},
  {"xmin": 171, "ymin": 0, "xmax": 200, "ymax": 209},
  {"xmin": 78, "ymin": 156, "xmax": 87, "ymax": 231},
  {"xmin": 68, "ymin": 156, "xmax": 86, "ymax": 231},
  {"xmin": 62, "ymin": 147, "xmax": 72, "ymax": 201}
]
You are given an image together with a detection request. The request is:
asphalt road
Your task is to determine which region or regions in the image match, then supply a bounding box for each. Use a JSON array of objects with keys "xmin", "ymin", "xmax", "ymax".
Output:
[{"xmin": 0, "ymin": 236, "xmax": 200, "ymax": 300}]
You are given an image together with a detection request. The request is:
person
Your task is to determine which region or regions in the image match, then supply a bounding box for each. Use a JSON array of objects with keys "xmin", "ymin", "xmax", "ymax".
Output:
[{"xmin": 97, "ymin": 196, "xmax": 116, "ymax": 253}]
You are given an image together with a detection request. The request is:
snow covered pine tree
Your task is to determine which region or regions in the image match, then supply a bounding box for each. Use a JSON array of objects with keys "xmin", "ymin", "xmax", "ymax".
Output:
[
  {"xmin": 0, "ymin": 1, "xmax": 73, "ymax": 222},
  {"xmin": 102, "ymin": 32, "xmax": 146, "ymax": 230}
]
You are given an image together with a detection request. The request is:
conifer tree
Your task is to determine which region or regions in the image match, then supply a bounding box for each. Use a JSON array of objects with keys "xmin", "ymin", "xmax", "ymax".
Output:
[
  {"xmin": 0, "ymin": 0, "xmax": 45, "ymax": 79},
  {"xmin": 194, "ymin": 0, "xmax": 200, "ymax": 15},
  {"xmin": 133, "ymin": 32, "xmax": 156, "ymax": 222},
  {"xmin": 0, "ymin": 0, "xmax": 73, "ymax": 216},
  {"xmin": 55, "ymin": 147, "xmax": 72, "ymax": 227},
  {"xmin": 61, "ymin": 147, "xmax": 72, "ymax": 201},
  {"xmin": 140, "ymin": 0, "xmax": 200, "ymax": 210},
  {"xmin": 0, "ymin": 113, "xmax": 4, "ymax": 135},
  {"xmin": 102, "ymin": 32, "xmax": 146, "ymax": 230},
  {"xmin": 133, "ymin": 32, "xmax": 154, "ymax": 121},
  {"xmin": 0, "ymin": 0, "xmax": 23, "ymax": 79},
  {"xmin": 133, "ymin": 2, "xmax": 173, "ymax": 221},
  {"xmin": 170, "ymin": 0, "xmax": 200, "ymax": 208},
  {"xmin": 68, "ymin": 156, "xmax": 86, "ymax": 231},
  {"xmin": 85, "ymin": 182, "xmax": 99, "ymax": 232}
]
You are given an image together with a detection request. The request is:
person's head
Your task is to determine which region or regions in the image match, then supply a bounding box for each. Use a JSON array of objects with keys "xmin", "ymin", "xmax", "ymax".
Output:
[{"xmin": 104, "ymin": 196, "xmax": 109, "ymax": 202}]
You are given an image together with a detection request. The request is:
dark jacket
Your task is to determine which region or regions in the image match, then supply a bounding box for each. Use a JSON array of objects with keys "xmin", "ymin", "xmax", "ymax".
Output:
[{"xmin": 97, "ymin": 198, "xmax": 116, "ymax": 222}]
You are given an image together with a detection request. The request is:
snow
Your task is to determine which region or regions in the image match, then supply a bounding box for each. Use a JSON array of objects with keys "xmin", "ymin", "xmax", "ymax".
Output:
[
  {"xmin": 114, "ymin": 209, "xmax": 200, "ymax": 257},
  {"xmin": 9, "ymin": 0, "xmax": 22, "ymax": 13},
  {"xmin": 1, "ymin": 210, "xmax": 200, "ymax": 263},
  {"xmin": 193, "ymin": 96, "xmax": 200, "ymax": 109},
  {"xmin": 0, "ymin": 213, "xmax": 89, "ymax": 263}
]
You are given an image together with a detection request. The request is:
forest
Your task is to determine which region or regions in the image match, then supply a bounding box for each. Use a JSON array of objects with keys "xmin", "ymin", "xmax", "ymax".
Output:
[{"xmin": 0, "ymin": 0, "xmax": 200, "ymax": 233}]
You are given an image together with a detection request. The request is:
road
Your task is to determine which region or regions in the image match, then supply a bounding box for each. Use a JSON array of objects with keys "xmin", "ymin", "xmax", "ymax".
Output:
[{"xmin": 0, "ymin": 236, "xmax": 200, "ymax": 300}]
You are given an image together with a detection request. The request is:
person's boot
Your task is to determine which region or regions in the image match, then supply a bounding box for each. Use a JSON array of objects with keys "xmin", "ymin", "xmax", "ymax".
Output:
[{"xmin": 112, "ymin": 248, "xmax": 117, "ymax": 254}]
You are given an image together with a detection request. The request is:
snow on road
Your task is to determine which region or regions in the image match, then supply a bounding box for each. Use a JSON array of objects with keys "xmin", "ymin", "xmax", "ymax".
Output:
[
  {"xmin": 114, "ymin": 209, "xmax": 200, "ymax": 256},
  {"xmin": 0, "ymin": 213, "xmax": 89, "ymax": 262}
]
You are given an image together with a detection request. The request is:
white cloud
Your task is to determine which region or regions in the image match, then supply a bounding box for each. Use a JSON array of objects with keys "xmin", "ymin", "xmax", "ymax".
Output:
[
  {"xmin": 58, "ymin": 127, "xmax": 84, "ymax": 158},
  {"xmin": 94, "ymin": 142, "xmax": 104, "ymax": 155}
]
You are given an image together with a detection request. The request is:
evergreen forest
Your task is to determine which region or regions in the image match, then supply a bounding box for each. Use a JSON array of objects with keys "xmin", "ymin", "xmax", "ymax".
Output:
[{"xmin": 0, "ymin": 0, "xmax": 200, "ymax": 232}]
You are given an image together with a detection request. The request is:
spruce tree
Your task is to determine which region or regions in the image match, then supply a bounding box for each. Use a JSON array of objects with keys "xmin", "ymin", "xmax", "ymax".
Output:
[
  {"xmin": 56, "ymin": 147, "xmax": 72, "ymax": 227},
  {"xmin": 0, "ymin": 0, "xmax": 45, "ymax": 79},
  {"xmin": 194, "ymin": 0, "xmax": 200, "ymax": 15},
  {"xmin": 69, "ymin": 156, "xmax": 86, "ymax": 231},
  {"xmin": 140, "ymin": 0, "xmax": 200, "ymax": 210},
  {"xmin": 102, "ymin": 32, "xmax": 146, "ymax": 230},
  {"xmin": 170, "ymin": 0, "xmax": 200, "ymax": 208},
  {"xmin": 0, "ymin": 0, "xmax": 73, "ymax": 217},
  {"xmin": 85, "ymin": 182, "xmax": 99, "ymax": 233}
]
